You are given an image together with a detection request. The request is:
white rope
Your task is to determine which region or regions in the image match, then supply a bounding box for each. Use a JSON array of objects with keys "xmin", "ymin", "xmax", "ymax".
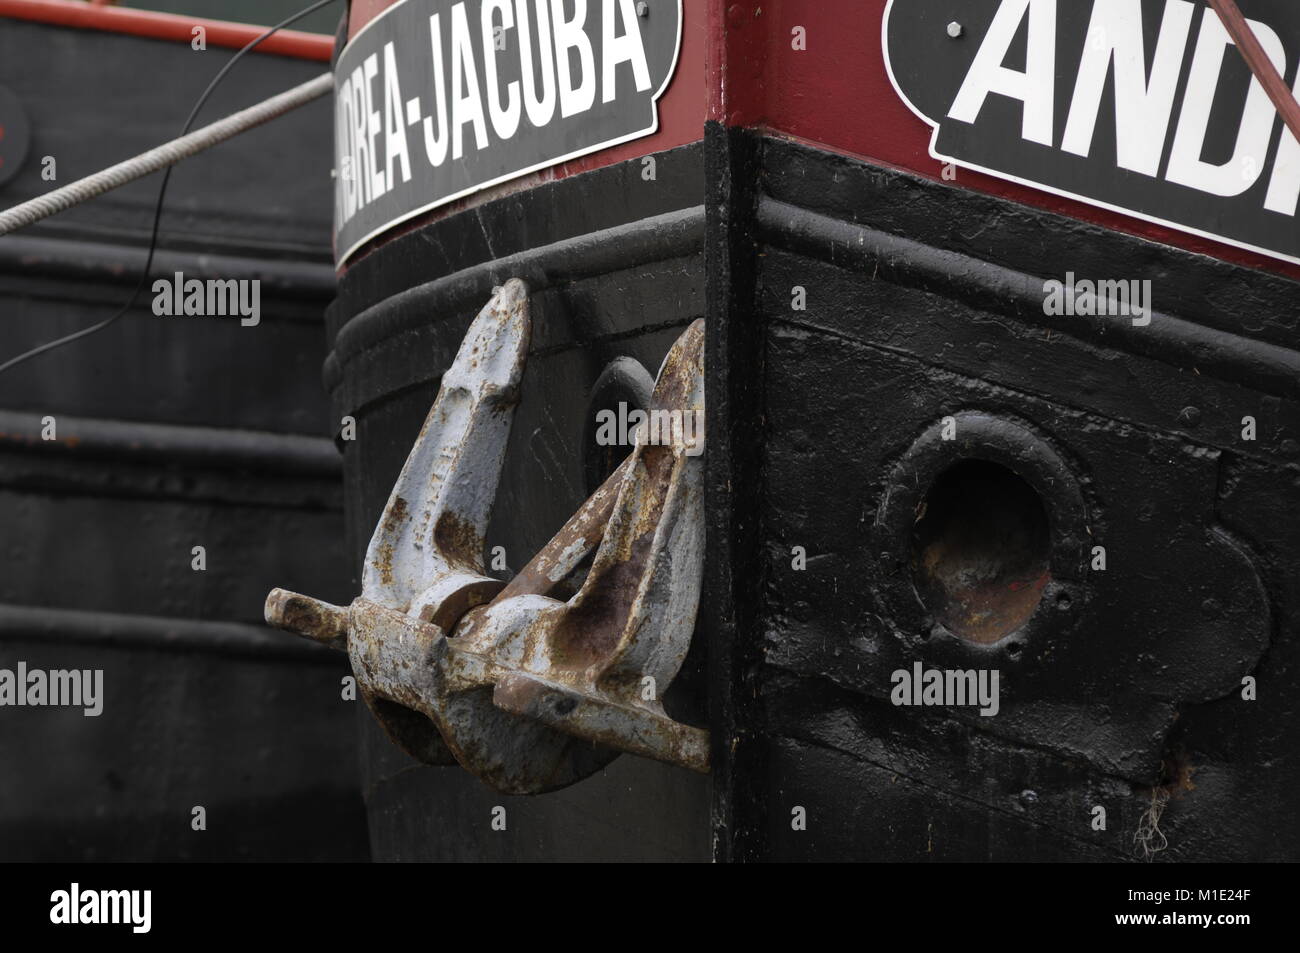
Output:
[{"xmin": 0, "ymin": 72, "xmax": 333, "ymax": 237}]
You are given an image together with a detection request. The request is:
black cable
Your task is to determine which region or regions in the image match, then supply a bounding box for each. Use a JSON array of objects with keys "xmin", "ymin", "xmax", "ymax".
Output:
[{"xmin": 0, "ymin": 0, "xmax": 341, "ymax": 376}]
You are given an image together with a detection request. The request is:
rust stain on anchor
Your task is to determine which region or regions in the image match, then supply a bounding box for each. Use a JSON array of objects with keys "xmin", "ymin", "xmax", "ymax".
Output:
[
  {"xmin": 373, "ymin": 495, "xmax": 410, "ymax": 587},
  {"xmin": 434, "ymin": 509, "xmax": 487, "ymax": 571},
  {"xmin": 261, "ymin": 286, "xmax": 709, "ymax": 794}
]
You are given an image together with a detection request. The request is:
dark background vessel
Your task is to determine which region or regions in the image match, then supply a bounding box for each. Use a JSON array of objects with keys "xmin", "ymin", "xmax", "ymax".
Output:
[{"xmin": 0, "ymin": 3, "xmax": 365, "ymax": 861}]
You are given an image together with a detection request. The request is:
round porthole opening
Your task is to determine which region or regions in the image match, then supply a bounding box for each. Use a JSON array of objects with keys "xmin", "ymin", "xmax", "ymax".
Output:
[{"xmin": 911, "ymin": 460, "xmax": 1051, "ymax": 645}]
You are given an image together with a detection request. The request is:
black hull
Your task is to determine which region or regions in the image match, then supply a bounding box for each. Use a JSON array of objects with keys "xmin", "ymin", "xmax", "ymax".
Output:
[{"xmin": 330, "ymin": 128, "xmax": 1299, "ymax": 861}]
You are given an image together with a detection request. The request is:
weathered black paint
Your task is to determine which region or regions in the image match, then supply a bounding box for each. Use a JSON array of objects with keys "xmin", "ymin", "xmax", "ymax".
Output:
[
  {"xmin": 703, "ymin": 122, "xmax": 768, "ymax": 862},
  {"xmin": 739, "ymin": 134, "xmax": 1299, "ymax": 861}
]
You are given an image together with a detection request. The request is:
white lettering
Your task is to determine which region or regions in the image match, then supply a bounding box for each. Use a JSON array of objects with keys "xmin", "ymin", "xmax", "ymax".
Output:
[
  {"xmin": 1166, "ymin": 12, "xmax": 1286, "ymax": 197},
  {"xmin": 553, "ymin": 0, "xmax": 596, "ymax": 118},
  {"xmin": 1062, "ymin": 0, "xmax": 1194, "ymax": 176},
  {"xmin": 601, "ymin": 0, "xmax": 651, "ymax": 103},
  {"xmin": 483, "ymin": 0, "xmax": 523, "ymax": 139},
  {"xmin": 948, "ymin": 0, "xmax": 1057, "ymax": 147},
  {"xmin": 451, "ymin": 2, "xmax": 491, "ymax": 158}
]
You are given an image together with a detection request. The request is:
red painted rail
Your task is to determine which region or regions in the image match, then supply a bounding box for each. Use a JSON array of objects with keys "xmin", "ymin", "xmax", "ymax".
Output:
[{"xmin": 0, "ymin": 0, "xmax": 335, "ymax": 61}]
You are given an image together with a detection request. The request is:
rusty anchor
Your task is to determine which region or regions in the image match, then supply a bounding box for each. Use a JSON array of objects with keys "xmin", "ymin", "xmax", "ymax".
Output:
[{"xmin": 265, "ymin": 279, "xmax": 709, "ymax": 794}]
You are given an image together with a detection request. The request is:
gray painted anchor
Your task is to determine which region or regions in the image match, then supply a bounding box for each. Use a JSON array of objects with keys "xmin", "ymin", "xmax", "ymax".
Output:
[{"xmin": 265, "ymin": 279, "xmax": 708, "ymax": 794}]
